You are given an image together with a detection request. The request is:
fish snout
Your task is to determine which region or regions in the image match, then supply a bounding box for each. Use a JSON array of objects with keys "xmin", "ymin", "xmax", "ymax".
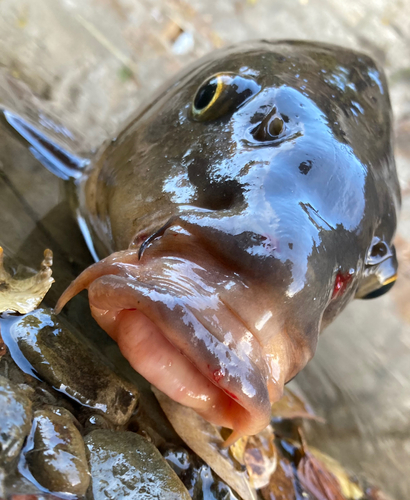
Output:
[
  {"xmin": 55, "ymin": 218, "xmax": 318, "ymax": 439},
  {"xmin": 55, "ymin": 249, "xmax": 279, "ymax": 438}
]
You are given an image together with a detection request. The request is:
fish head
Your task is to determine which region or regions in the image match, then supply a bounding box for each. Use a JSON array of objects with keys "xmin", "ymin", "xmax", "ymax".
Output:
[{"xmin": 64, "ymin": 41, "xmax": 400, "ymax": 440}]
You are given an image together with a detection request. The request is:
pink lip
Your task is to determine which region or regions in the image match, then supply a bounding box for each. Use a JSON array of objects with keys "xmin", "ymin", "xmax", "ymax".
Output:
[{"xmin": 55, "ymin": 248, "xmax": 276, "ymax": 440}]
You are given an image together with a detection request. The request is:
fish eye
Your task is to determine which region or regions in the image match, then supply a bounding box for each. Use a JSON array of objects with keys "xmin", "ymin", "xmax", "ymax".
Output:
[
  {"xmin": 361, "ymin": 275, "xmax": 396, "ymax": 299},
  {"xmin": 191, "ymin": 73, "xmax": 260, "ymax": 121},
  {"xmin": 356, "ymin": 242, "xmax": 398, "ymax": 299},
  {"xmin": 194, "ymin": 82, "xmax": 218, "ymax": 110}
]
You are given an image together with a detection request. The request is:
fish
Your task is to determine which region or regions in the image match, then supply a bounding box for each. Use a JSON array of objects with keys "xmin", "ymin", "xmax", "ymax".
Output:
[{"xmin": 1, "ymin": 40, "xmax": 400, "ymax": 443}]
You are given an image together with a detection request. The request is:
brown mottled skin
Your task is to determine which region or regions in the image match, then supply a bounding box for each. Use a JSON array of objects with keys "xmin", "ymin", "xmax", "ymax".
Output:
[{"xmin": 2, "ymin": 41, "xmax": 400, "ymax": 441}]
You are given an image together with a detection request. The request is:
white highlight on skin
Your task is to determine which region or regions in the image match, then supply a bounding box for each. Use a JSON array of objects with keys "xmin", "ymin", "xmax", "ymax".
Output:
[
  {"xmin": 184, "ymin": 389, "xmax": 211, "ymax": 402},
  {"xmin": 162, "ymin": 170, "xmax": 197, "ymax": 204},
  {"xmin": 255, "ymin": 310, "xmax": 273, "ymax": 331},
  {"xmin": 266, "ymin": 353, "xmax": 281, "ymax": 384}
]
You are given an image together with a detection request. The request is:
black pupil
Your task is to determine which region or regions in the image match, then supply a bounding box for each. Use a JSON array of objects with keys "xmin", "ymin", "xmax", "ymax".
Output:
[{"xmin": 194, "ymin": 81, "xmax": 217, "ymax": 110}]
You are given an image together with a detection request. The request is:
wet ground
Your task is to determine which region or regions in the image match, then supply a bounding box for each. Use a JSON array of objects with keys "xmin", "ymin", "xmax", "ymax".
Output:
[{"xmin": 0, "ymin": 0, "xmax": 409, "ymax": 498}]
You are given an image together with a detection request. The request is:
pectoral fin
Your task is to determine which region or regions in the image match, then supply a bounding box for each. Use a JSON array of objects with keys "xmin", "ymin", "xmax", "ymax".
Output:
[{"xmin": 0, "ymin": 69, "xmax": 90, "ymax": 180}]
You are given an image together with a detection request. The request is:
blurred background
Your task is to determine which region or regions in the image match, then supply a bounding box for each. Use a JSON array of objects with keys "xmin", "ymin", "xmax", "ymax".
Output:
[{"xmin": 0, "ymin": 0, "xmax": 409, "ymax": 498}]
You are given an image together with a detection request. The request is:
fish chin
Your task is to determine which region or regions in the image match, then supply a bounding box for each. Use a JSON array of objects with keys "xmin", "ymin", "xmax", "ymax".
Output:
[{"xmin": 55, "ymin": 248, "xmax": 284, "ymax": 439}]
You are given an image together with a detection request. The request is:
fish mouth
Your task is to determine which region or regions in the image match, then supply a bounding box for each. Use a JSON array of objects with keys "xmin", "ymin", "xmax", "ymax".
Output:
[{"xmin": 55, "ymin": 232, "xmax": 284, "ymax": 440}]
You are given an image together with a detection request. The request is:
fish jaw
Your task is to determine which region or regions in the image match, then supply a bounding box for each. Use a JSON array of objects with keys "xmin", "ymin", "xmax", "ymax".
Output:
[{"xmin": 55, "ymin": 249, "xmax": 296, "ymax": 438}]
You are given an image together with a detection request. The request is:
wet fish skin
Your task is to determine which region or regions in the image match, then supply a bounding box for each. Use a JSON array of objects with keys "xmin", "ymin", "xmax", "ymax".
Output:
[{"xmin": 2, "ymin": 40, "xmax": 401, "ymax": 439}]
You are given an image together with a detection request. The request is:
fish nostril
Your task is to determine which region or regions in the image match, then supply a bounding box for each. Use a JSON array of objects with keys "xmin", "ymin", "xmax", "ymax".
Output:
[
  {"xmin": 251, "ymin": 107, "xmax": 285, "ymax": 142},
  {"xmin": 268, "ymin": 117, "xmax": 284, "ymax": 136}
]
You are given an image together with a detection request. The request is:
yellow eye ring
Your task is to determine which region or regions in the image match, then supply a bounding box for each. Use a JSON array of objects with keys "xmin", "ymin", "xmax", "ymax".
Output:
[
  {"xmin": 191, "ymin": 73, "xmax": 260, "ymax": 122},
  {"xmin": 382, "ymin": 274, "xmax": 397, "ymax": 286},
  {"xmin": 192, "ymin": 75, "xmax": 226, "ymax": 117}
]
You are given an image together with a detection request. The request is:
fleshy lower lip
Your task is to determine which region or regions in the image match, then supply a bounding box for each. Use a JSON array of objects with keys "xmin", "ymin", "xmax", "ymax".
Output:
[
  {"xmin": 255, "ymin": 310, "xmax": 273, "ymax": 331},
  {"xmin": 55, "ymin": 247, "xmax": 274, "ymax": 437}
]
